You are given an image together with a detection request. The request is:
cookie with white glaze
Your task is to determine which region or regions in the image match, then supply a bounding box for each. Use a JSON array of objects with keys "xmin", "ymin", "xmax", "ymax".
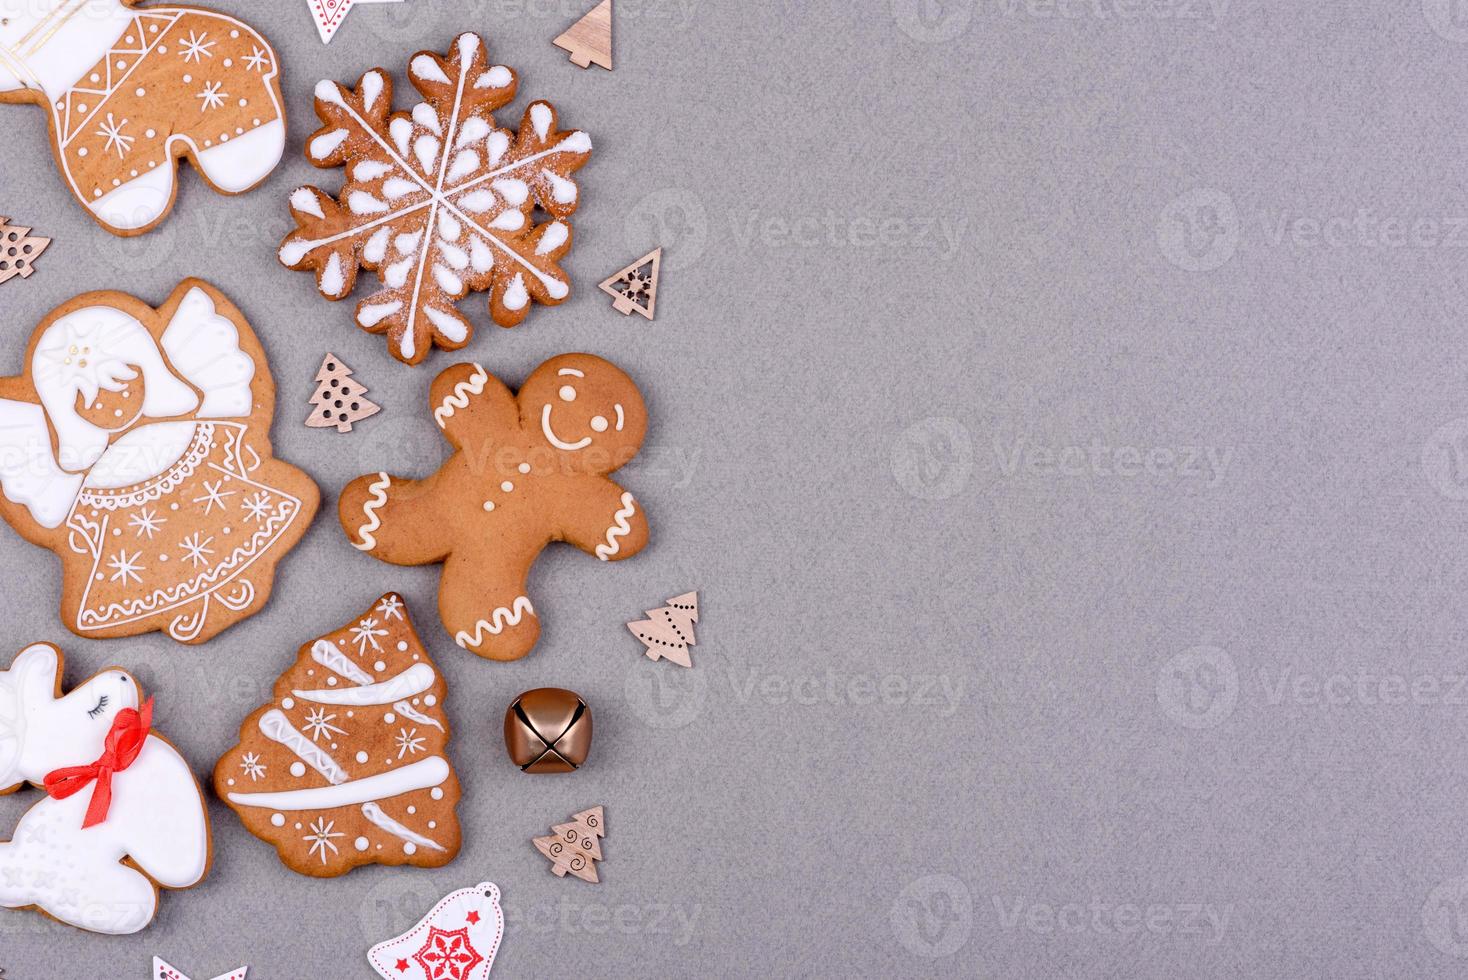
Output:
[{"xmin": 213, "ymin": 593, "xmax": 461, "ymax": 877}]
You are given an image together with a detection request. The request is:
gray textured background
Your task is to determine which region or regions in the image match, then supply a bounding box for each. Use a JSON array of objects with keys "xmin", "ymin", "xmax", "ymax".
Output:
[{"xmin": 6, "ymin": 0, "xmax": 1468, "ymax": 977}]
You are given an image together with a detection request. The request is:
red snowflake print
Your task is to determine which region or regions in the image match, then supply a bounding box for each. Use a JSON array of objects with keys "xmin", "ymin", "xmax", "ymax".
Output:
[{"xmin": 412, "ymin": 925, "xmax": 484, "ymax": 980}]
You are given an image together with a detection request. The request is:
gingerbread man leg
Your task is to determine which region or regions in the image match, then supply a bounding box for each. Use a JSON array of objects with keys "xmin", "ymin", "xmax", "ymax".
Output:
[{"xmin": 438, "ymin": 552, "xmax": 541, "ymax": 660}]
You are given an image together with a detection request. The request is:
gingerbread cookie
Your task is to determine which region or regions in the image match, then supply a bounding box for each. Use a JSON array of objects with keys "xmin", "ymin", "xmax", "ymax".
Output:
[
  {"xmin": 0, "ymin": 279, "xmax": 319, "ymax": 644},
  {"xmin": 277, "ymin": 31, "xmax": 592, "ymax": 365},
  {"xmin": 0, "ymin": 643, "xmax": 211, "ymax": 934},
  {"xmin": 0, "ymin": 1, "xmax": 286, "ymax": 237},
  {"xmin": 340, "ymin": 354, "xmax": 649, "ymax": 660},
  {"xmin": 214, "ymin": 593, "xmax": 461, "ymax": 877}
]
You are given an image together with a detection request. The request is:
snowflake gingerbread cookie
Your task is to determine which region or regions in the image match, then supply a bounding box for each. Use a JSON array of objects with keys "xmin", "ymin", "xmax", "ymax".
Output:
[
  {"xmin": 340, "ymin": 354, "xmax": 649, "ymax": 660},
  {"xmin": 0, "ymin": 279, "xmax": 319, "ymax": 644},
  {"xmin": 213, "ymin": 593, "xmax": 462, "ymax": 877},
  {"xmin": 0, "ymin": 0, "xmax": 286, "ymax": 236},
  {"xmin": 368, "ymin": 881, "xmax": 504, "ymax": 980},
  {"xmin": 0, "ymin": 643, "xmax": 211, "ymax": 935},
  {"xmin": 278, "ymin": 32, "xmax": 592, "ymax": 365}
]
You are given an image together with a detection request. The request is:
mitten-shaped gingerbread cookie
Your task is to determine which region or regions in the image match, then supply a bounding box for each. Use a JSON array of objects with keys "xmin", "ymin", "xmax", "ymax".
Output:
[
  {"xmin": 0, "ymin": 0, "xmax": 285, "ymax": 236},
  {"xmin": 340, "ymin": 354, "xmax": 649, "ymax": 660}
]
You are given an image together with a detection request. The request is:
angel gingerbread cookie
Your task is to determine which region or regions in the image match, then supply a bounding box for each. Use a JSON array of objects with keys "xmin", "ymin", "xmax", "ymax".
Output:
[
  {"xmin": 0, "ymin": 0, "xmax": 285, "ymax": 236},
  {"xmin": 340, "ymin": 354, "xmax": 649, "ymax": 660},
  {"xmin": 0, "ymin": 279, "xmax": 319, "ymax": 643},
  {"xmin": 0, "ymin": 643, "xmax": 211, "ymax": 934},
  {"xmin": 214, "ymin": 593, "xmax": 461, "ymax": 877}
]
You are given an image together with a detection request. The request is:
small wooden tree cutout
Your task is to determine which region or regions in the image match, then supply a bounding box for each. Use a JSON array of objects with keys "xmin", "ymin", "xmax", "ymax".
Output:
[
  {"xmin": 627, "ymin": 591, "xmax": 698, "ymax": 667},
  {"xmin": 0, "ymin": 218, "xmax": 51, "ymax": 286},
  {"xmin": 553, "ymin": 0, "xmax": 612, "ymax": 70},
  {"xmin": 305, "ymin": 353, "xmax": 381, "ymax": 432},
  {"xmin": 599, "ymin": 247, "xmax": 661, "ymax": 320},
  {"xmin": 534, "ymin": 805, "xmax": 605, "ymax": 883}
]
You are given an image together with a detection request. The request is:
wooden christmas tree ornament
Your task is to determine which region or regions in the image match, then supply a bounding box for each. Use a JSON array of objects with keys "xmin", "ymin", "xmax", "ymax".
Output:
[
  {"xmin": 627, "ymin": 591, "xmax": 698, "ymax": 667},
  {"xmin": 553, "ymin": 0, "xmax": 613, "ymax": 70},
  {"xmin": 305, "ymin": 353, "xmax": 381, "ymax": 433},
  {"xmin": 599, "ymin": 247, "xmax": 661, "ymax": 320},
  {"xmin": 534, "ymin": 806, "xmax": 606, "ymax": 883},
  {"xmin": 0, "ymin": 218, "xmax": 51, "ymax": 286}
]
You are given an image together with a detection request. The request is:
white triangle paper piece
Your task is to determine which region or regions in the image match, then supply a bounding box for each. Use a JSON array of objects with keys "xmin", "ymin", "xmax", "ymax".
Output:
[
  {"xmin": 306, "ymin": 0, "xmax": 404, "ymax": 45},
  {"xmin": 152, "ymin": 958, "xmax": 248, "ymax": 980},
  {"xmin": 367, "ymin": 882, "xmax": 505, "ymax": 979}
]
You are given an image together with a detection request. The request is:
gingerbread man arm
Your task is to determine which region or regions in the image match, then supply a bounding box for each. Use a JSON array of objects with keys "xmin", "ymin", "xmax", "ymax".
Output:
[
  {"xmin": 428, "ymin": 362, "xmax": 518, "ymax": 452},
  {"xmin": 338, "ymin": 472, "xmax": 453, "ymax": 565},
  {"xmin": 438, "ymin": 551, "xmax": 542, "ymax": 660},
  {"xmin": 558, "ymin": 479, "xmax": 650, "ymax": 562}
]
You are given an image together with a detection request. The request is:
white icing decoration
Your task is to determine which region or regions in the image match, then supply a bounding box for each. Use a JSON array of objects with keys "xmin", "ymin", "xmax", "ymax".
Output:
[
  {"xmin": 536, "ymin": 221, "xmax": 569, "ymax": 256},
  {"xmin": 411, "ymin": 54, "xmax": 450, "ymax": 84},
  {"xmin": 0, "ymin": 645, "xmax": 208, "ymax": 935},
  {"xmin": 320, "ymin": 253, "xmax": 346, "ymax": 297},
  {"xmin": 530, "ymin": 103, "xmax": 552, "ymax": 140},
  {"xmin": 541, "ymin": 403, "xmax": 591, "ymax": 451},
  {"xmin": 393, "ymin": 700, "xmax": 444, "ymax": 732},
  {"xmin": 383, "ymin": 176, "xmax": 418, "ymax": 200},
  {"xmin": 488, "ymin": 210, "xmax": 524, "ymax": 231},
  {"xmin": 364, "ymin": 226, "xmax": 392, "ymax": 264},
  {"xmin": 310, "ymin": 128, "xmax": 349, "ymax": 160},
  {"xmin": 477, "ymin": 66, "xmax": 512, "ymax": 88},
  {"xmin": 0, "ymin": 399, "xmax": 85, "ymax": 528},
  {"xmin": 291, "ymin": 187, "xmax": 324, "ymax": 219},
  {"xmin": 458, "ymin": 189, "xmax": 495, "ymax": 212},
  {"xmin": 491, "ymin": 178, "xmax": 527, "ymax": 206},
  {"xmin": 433, "ymin": 365, "xmax": 488, "ymax": 427},
  {"xmin": 361, "ymin": 802, "xmax": 445, "ymax": 852},
  {"xmin": 257, "ymin": 709, "xmax": 348, "ymax": 784},
  {"xmin": 456, "ymin": 118, "xmax": 490, "ymax": 148},
  {"xmin": 499, "ymin": 271, "xmax": 528, "ymax": 309},
  {"xmin": 362, "ymin": 71, "xmax": 385, "ymax": 113},
  {"xmin": 227, "ymin": 756, "xmax": 450, "ymax": 810},
  {"xmin": 290, "ymin": 761, "xmax": 306, "ymax": 777},
  {"xmin": 159, "ymin": 287, "xmax": 256, "ymax": 419},
  {"xmin": 596, "ymin": 492, "xmax": 638, "ymax": 560},
  {"xmin": 454, "ymin": 596, "xmax": 534, "ymax": 649},
  {"xmin": 425, "ymin": 306, "xmax": 468, "ymax": 342},
  {"xmin": 349, "ymin": 191, "xmax": 388, "ymax": 215},
  {"xmin": 542, "ymin": 169, "xmax": 577, "ymax": 204},
  {"xmin": 271, "ymin": 813, "xmax": 285, "ymax": 827},
  {"xmin": 355, "ymin": 160, "xmax": 391, "ymax": 182},
  {"xmin": 310, "ymin": 640, "xmax": 374, "ymax": 685},
  {"xmin": 293, "ymin": 664, "xmax": 434, "ymax": 706},
  {"xmin": 358, "ymin": 301, "xmax": 402, "ymax": 328},
  {"xmin": 432, "ymin": 264, "xmax": 462, "ymax": 294},
  {"xmin": 356, "ymin": 751, "xmax": 369, "ymax": 764},
  {"xmin": 355, "ymin": 836, "xmax": 369, "ymax": 851},
  {"xmin": 353, "ymin": 474, "xmax": 390, "ymax": 550},
  {"xmin": 411, "ymin": 101, "xmax": 440, "ymax": 135},
  {"xmin": 485, "ymin": 130, "xmax": 509, "ymax": 164}
]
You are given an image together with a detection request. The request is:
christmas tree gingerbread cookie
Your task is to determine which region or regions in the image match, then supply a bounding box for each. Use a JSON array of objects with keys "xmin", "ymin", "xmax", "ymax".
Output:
[
  {"xmin": 0, "ymin": 0, "xmax": 286, "ymax": 236},
  {"xmin": 0, "ymin": 279, "xmax": 319, "ymax": 644},
  {"xmin": 213, "ymin": 593, "xmax": 462, "ymax": 877},
  {"xmin": 0, "ymin": 642, "xmax": 211, "ymax": 934},
  {"xmin": 340, "ymin": 354, "xmax": 649, "ymax": 661}
]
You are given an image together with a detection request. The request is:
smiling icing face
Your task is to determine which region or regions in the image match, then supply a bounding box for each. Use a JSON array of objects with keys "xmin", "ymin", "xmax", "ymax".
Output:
[{"xmin": 524, "ymin": 355, "xmax": 646, "ymax": 470}]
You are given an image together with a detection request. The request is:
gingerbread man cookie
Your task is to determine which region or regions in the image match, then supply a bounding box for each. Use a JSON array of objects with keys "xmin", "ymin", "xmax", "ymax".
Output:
[
  {"xmin": 0, "ymin": 279, "xmax": 319, "ymax": 643},
  {"xmin": 339, "ymin": 355, "xmax": 649, "ymax": 660},
  {"xmin": 0, "ymin": 0, "xmax": 285, "ymax": 236}
]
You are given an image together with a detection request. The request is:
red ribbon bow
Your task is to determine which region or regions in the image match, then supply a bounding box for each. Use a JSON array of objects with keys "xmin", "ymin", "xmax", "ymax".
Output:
[{"xmin": 43, "ymin": 697, "xmax": 153, "ymax": 829}]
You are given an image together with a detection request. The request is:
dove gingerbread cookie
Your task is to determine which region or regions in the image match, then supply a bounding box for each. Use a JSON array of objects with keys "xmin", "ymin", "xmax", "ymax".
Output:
[
  {"xmin": 0, "ymin": 280, "xmax": 319, "ymax": 643},
  {"xmin": 340, "ymin": 354, "xmax": 649, "ymax": 661},
  {"xmin": 0, "ymin": 0, "xmax": 286, "ymax": 236}
]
